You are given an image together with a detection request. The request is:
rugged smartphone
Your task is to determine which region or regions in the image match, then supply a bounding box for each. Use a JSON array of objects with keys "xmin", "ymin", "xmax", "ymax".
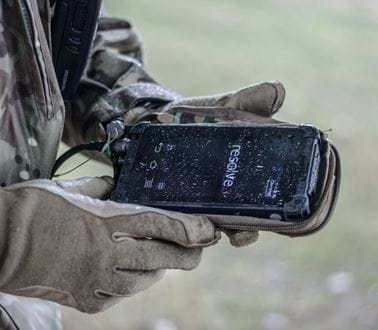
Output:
[
  {"xmin": 111, "ymin": 123, "xmax": 322, "ymax": 222},
  {"xmin": 52, "ymin": 0, "xmax": 102, "ymax": 99}
]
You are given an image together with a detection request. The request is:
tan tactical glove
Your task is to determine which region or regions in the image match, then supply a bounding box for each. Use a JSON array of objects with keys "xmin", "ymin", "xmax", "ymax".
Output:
[
  {"xmin": 66, "ymin": 81, "xmax": 285, "ymax": 247},
  {"xmin": 67, "ymin": 15, "xmax": 338, "ymax": 246},
  {"xmin": 164, "ymin": 82, "xmax": 285, "ymax": 247},
  {"xmin": 116, "ymin": 81, "xmax": 339, "ymax": 247},
  {"xmin": 69, "ymin": 81, "xmax": 339, "ymax": 246},
  {"xmin": 0, "ymin": 177, "xmax": 219, "ymax": 313},
  {"xmin": 93, "ymin": 81, "xmax": 285, "ymax": 247}
]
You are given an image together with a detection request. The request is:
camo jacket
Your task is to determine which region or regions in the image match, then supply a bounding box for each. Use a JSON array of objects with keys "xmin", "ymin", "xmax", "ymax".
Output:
[
  {"xmin": 0, "ymin": 0, "xmax": 180, "ymax": 328},
  {"xmin": 0, "ymin": 0, "xmax": 181, "ymax": 187}
]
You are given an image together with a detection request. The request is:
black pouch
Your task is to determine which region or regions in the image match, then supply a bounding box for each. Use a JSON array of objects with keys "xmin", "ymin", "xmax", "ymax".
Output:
[
  {"xmin": 111, "ymin": 123, "xmax": 340, "ymax": 237},
  {"xmin": 207, "ymin": 141, "xmax": 340, "ymax": 237}
]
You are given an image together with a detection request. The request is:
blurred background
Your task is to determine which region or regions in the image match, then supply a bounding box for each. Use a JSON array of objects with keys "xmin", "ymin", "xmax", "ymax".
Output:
[{"xmin": 61, "ymin": 0, "xmax": 378, "ymax": 329}]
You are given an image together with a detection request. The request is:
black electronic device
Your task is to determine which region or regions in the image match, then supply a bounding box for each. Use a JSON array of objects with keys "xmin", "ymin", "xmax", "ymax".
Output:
[
  {"xmin": 52, "ymin": 0, "xmax": 102, "ymax": 100},
  {"xmin": 110, "ymin": 123, "xmax": 323, "ymax": 222}
]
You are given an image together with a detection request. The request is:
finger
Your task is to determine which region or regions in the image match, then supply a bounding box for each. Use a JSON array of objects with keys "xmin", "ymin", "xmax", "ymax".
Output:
[
  {"xmin": 166, "ymin": 105, "xmax": 281, "ymax": 123},
  {"xmin": 168, "ymin": 81, "xmax": 285, "ymax": 118},
  {"xmin": 113, "ymin": 239, "xmax": 203, "ymax": 271},
  {"xmin": 226, "ymin": 81, "xmax": 286, "ymax": 117},
  {"xmin": 222, "ymin": 229, "xmax": 259, "ymax": 248},
  {"xmin": 54, "ymin": 176, "xmax": 114, "ymax": 200},
  {"xmin": 41, "ymin": 182, "xmax": 220, "ymax": 247},
  {"xmin": 108, "ymin": 210, "xmax": 220, "ymax": 248},
  {"xmin": 90, "ymin": 270, "xmax": 165, "ymax": 313}
]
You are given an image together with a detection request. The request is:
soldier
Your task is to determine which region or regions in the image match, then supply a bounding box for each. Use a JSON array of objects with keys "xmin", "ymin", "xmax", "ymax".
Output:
[{"xmin": 0, "ymin": 0, "xmax": 285, "ymax": 328}]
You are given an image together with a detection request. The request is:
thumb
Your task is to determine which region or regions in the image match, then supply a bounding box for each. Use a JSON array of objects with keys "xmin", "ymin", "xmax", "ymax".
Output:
[{"xmin": 54, "ymin": 176, "xmax": 114, "ymax": 200}]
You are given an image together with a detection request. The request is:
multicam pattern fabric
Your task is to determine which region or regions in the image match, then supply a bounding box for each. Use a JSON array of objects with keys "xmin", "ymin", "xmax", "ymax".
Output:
[
  {"xmin": 0, "ymin": 293, "xmax": 62, "ymax": 330},
  {"xmin": 63, "ymin": 16, "xmax": 181, "ymax": 147},
  {"xmin": 0, "ymin": 0, "xmax": 281, "ymax": 327},
  {"xmin": 0, "ymin": 0, "xmax": 171, "ymax": 186},
  {"xmin": 0, "ymin": 0, "xmax": 64, "ymax": 187},
  {"xmin": 0, "ymin": 304, "xmax": 18, "ymax": 330},
  {"xmin": 0, "ymin": 0, "xmax": 160, "ymax": 327}
]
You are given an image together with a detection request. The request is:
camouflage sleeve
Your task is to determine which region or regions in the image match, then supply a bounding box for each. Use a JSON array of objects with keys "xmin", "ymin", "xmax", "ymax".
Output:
[
  {"xmin": 0, "ymin": 305, "xmax": 19, "ymax": 330},
  {"xmin": 63, "ymin": 16, "xmax": 179, "ymax": 148}
]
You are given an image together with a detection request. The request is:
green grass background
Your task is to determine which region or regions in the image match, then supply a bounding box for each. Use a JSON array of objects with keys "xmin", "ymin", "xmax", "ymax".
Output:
[{"xmin": 61, "ymin": 0, "xmax": 378, "ymax": 329}]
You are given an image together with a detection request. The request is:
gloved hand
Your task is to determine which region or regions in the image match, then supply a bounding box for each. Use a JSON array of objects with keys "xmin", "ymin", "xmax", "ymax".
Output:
[
  {"xmin": 98, "ymin": 81, "xmax": 285, "ymax": 247},
  {"xmin": 163, "ymin": 81, "xmax": 286, "ymax": 247},
  {"xmin": 0, "ymin": 177, "xmax": 219, "ymax": 313},
  {"xmin": 64, "ymin": 17, "xmax": 286, "ymax": 247},
  {"xmin": 69, "ymin": 78, "xmax": 286, "ymax": 247}
]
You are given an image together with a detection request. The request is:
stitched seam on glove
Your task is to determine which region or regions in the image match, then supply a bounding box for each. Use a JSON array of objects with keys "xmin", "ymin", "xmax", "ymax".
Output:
[{"xmin": 3, "ymin": 186, "xmax": 212, "ymax": 246}]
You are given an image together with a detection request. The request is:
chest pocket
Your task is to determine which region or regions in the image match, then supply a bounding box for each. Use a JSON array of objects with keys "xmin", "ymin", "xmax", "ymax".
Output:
[
  {"xmin": 2, "ymin": 0, "xmax": 63, "ymax": 120},
  {"xmin": 0, "ymin": 0, "xmax": 65, "ymax": 185}
]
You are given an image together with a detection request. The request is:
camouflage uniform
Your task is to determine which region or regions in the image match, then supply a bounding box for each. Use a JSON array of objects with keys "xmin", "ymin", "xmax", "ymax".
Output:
[
  {"xmin": 0, "ymin": 1, "xmax": 178, "ymax": 187},
  {"xmin": 0, "ymin": 0, "xmax": 289, "ymax": 328},
  {"xmin": 0, "ymin": 0, "xmax": 172, "ymax": 328}
]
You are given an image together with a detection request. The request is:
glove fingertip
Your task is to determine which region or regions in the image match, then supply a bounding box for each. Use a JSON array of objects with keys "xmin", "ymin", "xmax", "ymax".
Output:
[
  {"xmin": 227, "ymin": 231, "xmax": 259, "ymax": 248},
  {"xmin": 269, "ymin": 81, "xmax": 286, "ymax": 115},
  {"xmin": 100, "ymin": 176, "xmax": 114, "ymax": 187},
  {"xmin": 181, "ymin": 215, "xmax": 221, "ymax": 247}
]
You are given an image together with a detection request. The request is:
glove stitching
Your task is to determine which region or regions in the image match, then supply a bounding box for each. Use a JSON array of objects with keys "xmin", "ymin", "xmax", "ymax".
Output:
[{"xmin": 6, "ymin": 186, "xmax": 212, "ymax": 246}]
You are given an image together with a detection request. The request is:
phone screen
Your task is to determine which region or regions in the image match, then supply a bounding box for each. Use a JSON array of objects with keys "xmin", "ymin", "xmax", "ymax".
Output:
[{"xmin": 121, "ymin": 125, "xmax": 319, "ymax": 209}]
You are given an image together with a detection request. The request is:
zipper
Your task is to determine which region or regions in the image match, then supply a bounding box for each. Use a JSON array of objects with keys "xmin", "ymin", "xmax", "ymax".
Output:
[
  {"xmin": 19, "ymin": 0, "xmax": 33, "ymax": 39},
  {"xmin": 18, "ymin": 0, "xmax": 54, "ymax": 118}
]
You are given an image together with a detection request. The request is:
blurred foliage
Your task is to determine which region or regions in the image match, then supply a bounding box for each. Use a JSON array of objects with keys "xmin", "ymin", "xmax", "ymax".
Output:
[{"xmin": 61, "ymin": 0, "xmax": 378, "ymax": 329}]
